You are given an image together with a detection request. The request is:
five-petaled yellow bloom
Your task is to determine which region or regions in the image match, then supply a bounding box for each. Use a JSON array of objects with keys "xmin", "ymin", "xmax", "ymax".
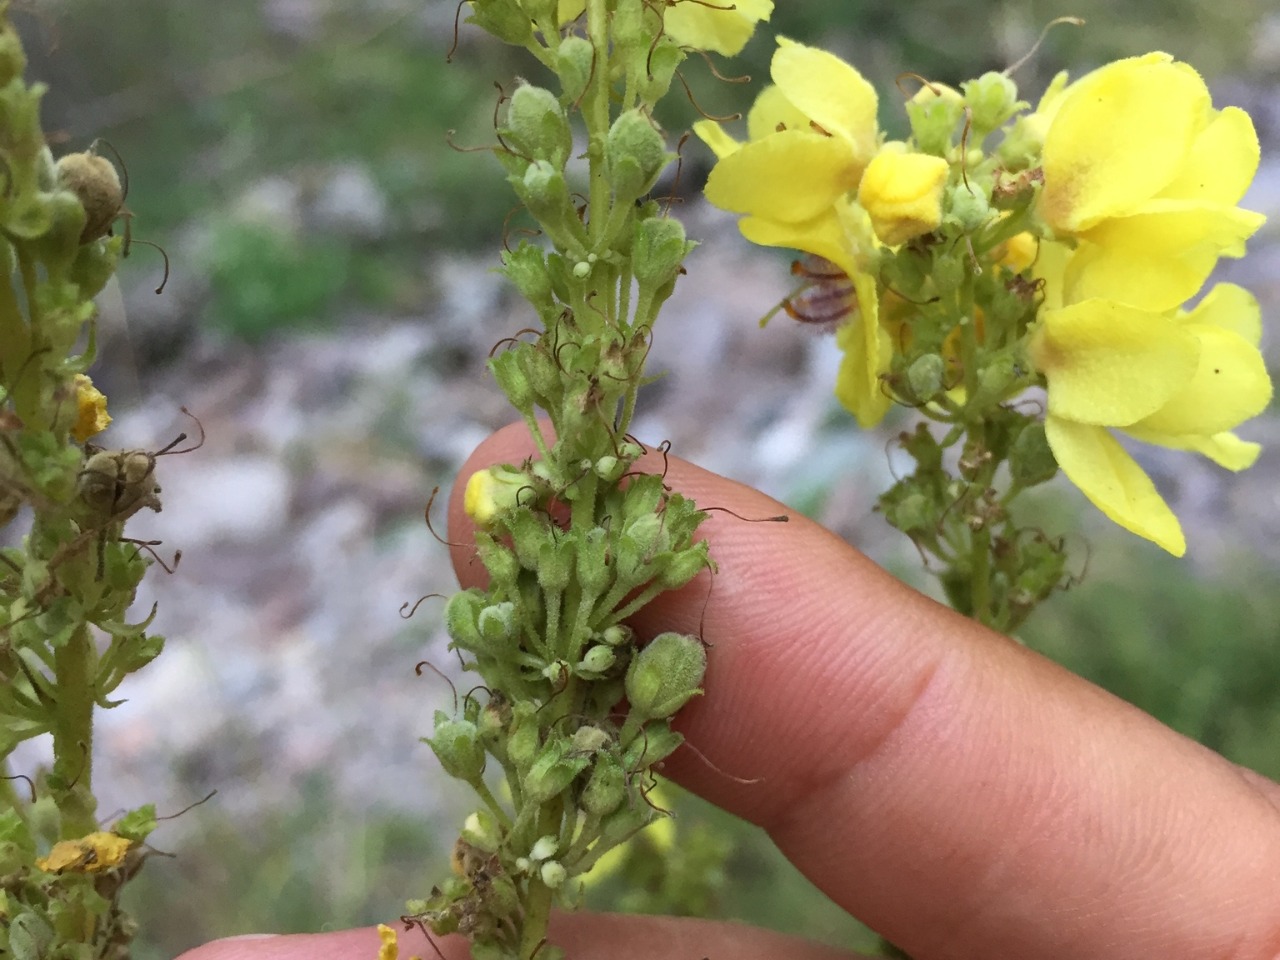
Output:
[{"xmin": 694, "ymin": 38, "xmax": 893, "ymax": 426}]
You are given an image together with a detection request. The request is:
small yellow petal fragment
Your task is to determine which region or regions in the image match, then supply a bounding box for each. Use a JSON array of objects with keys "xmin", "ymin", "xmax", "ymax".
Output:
[
  {"xmin": 857, "ymin": 149, "xmax": 949, "ymax": 246},
  {"xmin": 36, "ymin": 831, "xmax": 132, "ymax": 874},
  {"xmin": 376, "ymin": 924, "xmax": 399, "ymax": 960},
  {"xmin": 72, "ymin": 373, "xmax": 111, "ymax": 443}
]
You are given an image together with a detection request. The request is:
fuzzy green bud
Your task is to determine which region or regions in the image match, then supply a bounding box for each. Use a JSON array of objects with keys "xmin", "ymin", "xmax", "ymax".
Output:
[
  {"xmin": 570, "ymin": 724, "xmax": 610, "ymax": 755},
  {"xmin": 489, "ymin": 347, "xmax": 535, "ymax": 413},
  {"xmin": 580, "ymin": 754, "xmax": 627, "ymax": 816},
  {"xmin": 512, "ymin": 160, "xmax": 578, "ymax": 241},
  {"xmin": 1009, "ymin": 420, "xmax": 1058, "ymax": 488},
  {"xmin": 507, "ymin": 702, "xmax": 540, "ymax": 771},
  {"xmin": 575, "ymin": 526, "xmax": 612, "ymax": 598},
  {"xmin": 529, "ymin": 834, "xmax": 559, "ymax": 862},
  {"xmin": 477, "ymin": 601, "xmax": 518, "ymax": 647},
  {"xmin": 501, "ymin": 243, "xmax": 555, "ymax": 319},
  {"xmin": 0, "ymin": 20, "xmax": 27, "ymax": 87},
  {"xmin": 930, "ymin": 246, "xmax": 968, "ymax": 294},
  {"xmin": 577, "ymin": 644, "xmax": 616, "ymax": 677},
  {"xmin": 945, "ymin": 181, "xmax": 993, "ymax": 234},
  {"xmin": 524, "ymin": 736, "xmax": 591, "ymax": 804},
  {"xmin": 963, "ymin": 72, "xmax": 1022, "ymax": 135},
  {"xmin": 424, "ymin": 713, "xmax": 486, "ymax": 781},
  {"xmin": 968, "ymin": 352, "xmax": 1022, "ymax": 411},
  {"xmin": 600, "ymin": 624, "xmax": 634, "ymax": 648},
  {"xmin": 624, "ymin": 631, "xmax": 706, "ymax": 721},
  {"xmin": 476, "ymin": 535, "xmax": 519, "ymax": 585},
  {"xmin": 605, "ymin": 109, "xmax": 669, "ymax": 203},
  {"xmin": 444, "ymin": 589, "xmax": 487, "ymax": 650},
  {"xmin": 536, "ymin": 537, "xmax": 574, "ymax": 593},
  {"xmin": 556, "ymin": 36, "xmax": 594, "ymax": 103},
  {"xmin": 506, "ymin": 84, "xmax": 572, "ymax": 168},
  {"xmin": 593, "ymin": 455, "xmax": 625, "ymax": 482},
  {"xmin": 906, "ymin": 82, "xmax": 965, "ymax": 156},
  {"xmin": 622, "ymin": 721, "xmax": 685, "ymax": 769},
  {"xmin": 656, "ymin": 545, "xmax": 708, "ymax": 591},
  {"xmin": 632, "ymin": 216, "xmax": 694, "ymax": 292},
  {"xmin": 906, "ymin": 353, "xmax": 946, "ymax": 401}
]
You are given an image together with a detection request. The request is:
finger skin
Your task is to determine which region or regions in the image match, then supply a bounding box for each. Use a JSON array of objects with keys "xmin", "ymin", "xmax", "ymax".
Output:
[
  {"xmin": 449, "ymin": 421, "xmax": 1280, "ymax": 960},
  {"xmin": 175, "ymin": 915, "xmax": 867, "ymax": 960}
]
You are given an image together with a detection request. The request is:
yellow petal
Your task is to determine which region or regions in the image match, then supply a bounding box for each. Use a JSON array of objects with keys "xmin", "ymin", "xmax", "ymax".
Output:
[
  {"xmin": 1063, "ymin": 198, "xmax": 1266, "ymax": 312},
  {"xmin": 771, "ymin": 37, "xmax": 878, "ymax": 164},
  {"xmin": 1180, "ymin": 282, "xmax": 1261, "ymax": 345},
  {"xmin": 665, "ymin": 0, "xmax": 772, "ymax": 56},
  {"xmin": 1123, "ymin": 426, "xmax": 1261, "ymax": 471},
  {"xmin": 1040, "ymin": 54, "xmax": 1210, "ymax": 232},
  {"xmin": 747, "ymin": 84, "xmax": 810, "ymax": 141},
  {"xmin": 1134, "ymin": 323, "xmax": 1272, "ymax": 436},
  {"xmin": 705, "ymin": 132, "xmax": 859, "ymax": 222},
  {"xmin": 1031, "ymin": 301, "xmax": 1200, "ymax": 426},
  {"xmin": 834, "ymin": 274, "xmax": 893, "ymax": 428},
  {"xmin": 1044, "ymin": 417, "xmax": 1186, "ymax": 555},
  {"xmin": 1157, "ymin": 106, "xmax": 1260, "ymax": 206},
  {"xmin": 692, "ymin": 119, "xmax": 740, "ymax": 160}
]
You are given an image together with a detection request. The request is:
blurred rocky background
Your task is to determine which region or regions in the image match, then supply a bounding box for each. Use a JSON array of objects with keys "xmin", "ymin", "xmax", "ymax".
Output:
[{"xmin": 6, "ymin": 0, "xmax": 1280, "ymax": 955}]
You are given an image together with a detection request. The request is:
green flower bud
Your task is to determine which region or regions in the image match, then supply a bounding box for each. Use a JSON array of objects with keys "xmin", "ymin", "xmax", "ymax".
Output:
[
  {"xmin": 632, "ymin": 215, "xmax": 695, "ymax": 292},
  {"xmin": 476, "ymin": 535, "xmax": 519, "ymax": 585},
  {"xmin": 507, "ymin": 702, "xmax": 540, "ymax": 771},
  {"xmin": 556, "ymin": 36, "xmax": 594, "ymax": 104},
  {"xmin": 424, "ymin": 712, "xmax": 486, "ymax": 781},
  {"xmin": 1009, "ymin": 420, "xmax": 1058, "ymax": 488},
  {"xmin": 929, "ymin": 245, "xmax": 968, "ymax": 294},
  {"xmin": 622, "ymin": 720, "xmax": 685, "ymax": 769},
  {"xmin": 944, "ymin": 180, "xmax": 993, "ymax": 234},
  {"xmin": 570, "ymin": 724, "xmax": 610, "ymax": 755},
  {"xmin": 501, "ymin": 243, "xmax": 555, "ymax": 319},
  {"xmin": 962, "ymin": 71, "xmax": 1022, "ymax": 134},
  {"xmin": 536, "ymin": 537, "xmax": 574, "ymax": 593},
  {"xmin": 580, "ymin": 753, "xmax": 627, "ymax": 816},
  {"xmin": 489, "ymin": 347, "xmax": 535, "ymax": 413},
  {"xmin": 69, "ymin": 239, "xmax": 120, "ymax": 300},
  {"xmin": 906, "ymin": 82, "xmax": 965, "ymax": 156},
  {"xmin": 478, "ymin": 692, "xmax": 512, "ymax": 758},
  {"xmin": 511, "ymin": 160, "xmax": 577, "ymax": 239},
  {"xmin": 524, "ymin": 735, "xmax": 591, "ymax": 803},
  {"xmin": 605, "ymin": 109, "xmax": 670, "ymax": 203},
  {"xmin": 600, "ymin": 624, "xmax": 634, "ymax": 648},
  {"xmin": 477, "ymin": 601, "xmax": 518, "ymax": 647},
  {"xmin": 539, "ymin": 860, "xmax": 568, "ymax": 888},
  {"xmin": 505, "ymin": 84, "xmax": 571, "ymax": 168},
  {"xmin": 529, "ymin": 835, "xmax": 558, "ymax": 862},
  {"xmin": 656, "ymin": 544, "xmax": 708, "ymax": 590},
  {"xmin": 575, "ymin": 525, "xmax": 612, "ymax": 598},
  {"xmin": 593, "ymin": 455, "xmax": 625, "ymax": 482},
  {"xmin": 968, "ymin": 352, "xmax": 1022, "ymax": 411},
  {"xmin": 622, "ymin": 511, "xmax": 666, "ymax": 557},
  {"xmin": 466, "ymin": 0, "xmax": 534, "ymax": 45},
  {"xmin": 906, "ymin": 353, "xmax": 945, "ymax": 401},
  {"xmin": 576, "ymin": 644, "xmax": 616, "ymax": 677},
  {"xmin": 461, "ymin": 810, "xmax": 504, "ymax": 853},
  {"xmin": 444, "ymin": 589, "xmax": 487, "ymax": 650},
  {"xmin": 624, "ymin": 631, "xmax": 706, "ymax": 721}
]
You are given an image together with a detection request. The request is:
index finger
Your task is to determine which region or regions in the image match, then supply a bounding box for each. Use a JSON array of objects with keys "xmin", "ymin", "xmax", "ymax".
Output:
[{"xmin": 448, "ymin": 422, "xmax": 1280, "ymax": 960}]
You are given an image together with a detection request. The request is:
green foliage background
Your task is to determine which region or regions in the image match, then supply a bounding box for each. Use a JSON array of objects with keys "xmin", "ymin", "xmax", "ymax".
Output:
[{"xmin": 14, "ymin": 0, "xmax": 1278, "ymax": 957}]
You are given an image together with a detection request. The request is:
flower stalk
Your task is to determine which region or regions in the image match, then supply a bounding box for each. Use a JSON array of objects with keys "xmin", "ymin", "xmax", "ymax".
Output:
[{"xmin": 0, "ymin": 3, "xmax": 163, "ymax": 955}]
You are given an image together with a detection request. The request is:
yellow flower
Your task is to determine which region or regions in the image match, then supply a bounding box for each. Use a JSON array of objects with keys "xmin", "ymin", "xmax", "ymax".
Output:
[
  {"xmin": 36, "ymin": 831, "xmax": 132, "ymax": 873},
  {"xmin": 856, "ymin": 144, "xmax": 950, "ymax": 246},
  {"xmin": 695, "ymin": 39, "xmax": 892, "ymax": 426},
  {"xmin": 72, "ymin": 373, "xmax": 111, "ymax": 443},
  {"xmin": 1029, "ymin": 283, "xmax": 1272, "ymax": 555},
  {"xmin": 1037, "ymin": 53, "xmax": 1265, "ymax": 312},
  {"xmin": 558, "ymin": 0, "xmax": 771, "ymax": 55}
]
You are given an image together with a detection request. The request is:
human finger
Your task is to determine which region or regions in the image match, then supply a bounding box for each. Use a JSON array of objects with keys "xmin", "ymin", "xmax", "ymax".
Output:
[{"xmin": 448, "ymin": 421, "xmax": 1280, "ymax": 960}]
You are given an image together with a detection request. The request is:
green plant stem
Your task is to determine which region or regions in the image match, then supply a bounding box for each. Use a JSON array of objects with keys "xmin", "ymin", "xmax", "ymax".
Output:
[
  {"xmin": 584, "ymin": 0, "xmax": 611, "ymax": 252},
  {"xmin": 51, "ymin": 622, "xmax": 97, "ymax": 837}
]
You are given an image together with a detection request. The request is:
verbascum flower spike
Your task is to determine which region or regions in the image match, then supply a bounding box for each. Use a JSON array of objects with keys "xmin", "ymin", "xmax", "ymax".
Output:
[{"xmin": 1036, "ymin": 53, "xmax": 1265, "ymax": 312}]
